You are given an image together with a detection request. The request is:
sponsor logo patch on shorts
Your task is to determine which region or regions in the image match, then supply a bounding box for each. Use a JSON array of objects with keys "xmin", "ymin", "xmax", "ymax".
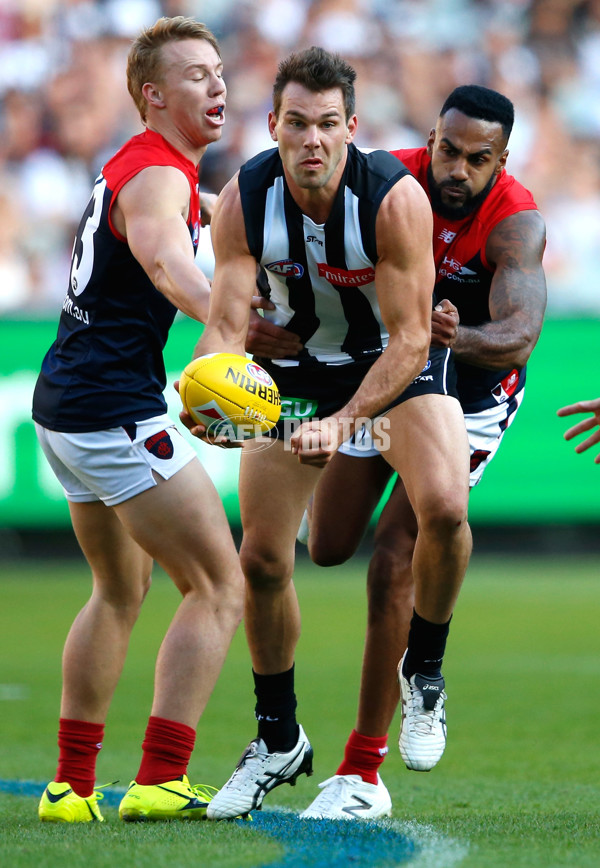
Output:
[
  {"xmin": 491, "ymin": 369, "xmax": 519, "ymax": 404},
  {"xmin": 279, "ymin": 397, "xmax": 319, "ymax": 420},
  {"xmin": 144, "ymin": 430, "xmax": 174, "ymax": 460}
]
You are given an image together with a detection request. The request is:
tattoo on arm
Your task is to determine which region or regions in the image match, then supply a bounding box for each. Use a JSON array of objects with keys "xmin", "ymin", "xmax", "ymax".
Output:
[{"xmin": 453, "ymin": 210, "xmax": 547, "ymax": 370}]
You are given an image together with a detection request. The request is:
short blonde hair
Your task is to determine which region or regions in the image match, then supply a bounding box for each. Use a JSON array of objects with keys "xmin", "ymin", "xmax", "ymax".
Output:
[{"xmin": 127, "ymin": 16, "xmax": 221, "ymax": 122}]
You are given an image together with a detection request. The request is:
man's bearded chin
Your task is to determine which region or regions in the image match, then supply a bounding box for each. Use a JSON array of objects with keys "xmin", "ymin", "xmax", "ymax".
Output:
[{"xmin": 427, "ymin": 164, "xmax": 496, "ymax": 220}]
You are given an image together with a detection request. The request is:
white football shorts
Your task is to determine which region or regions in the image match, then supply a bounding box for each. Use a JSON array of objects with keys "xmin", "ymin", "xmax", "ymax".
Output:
[
  {"xmin": 338, "ymin": 390, "xmax": 525, "ymax": 488},
  {"xmin": 35, "ymin": 414, "xmax": 196, "ymax": 506}
]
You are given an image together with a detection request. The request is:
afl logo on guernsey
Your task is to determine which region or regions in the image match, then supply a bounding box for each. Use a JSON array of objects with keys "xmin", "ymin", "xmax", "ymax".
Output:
[
  {"xmin": 246, "ymin": 362, "xmax": 274, "ymax": 386},
  {"xmin": 144, "ymin": 430, "xmax": 174, "ymax": 460},
  {"xmin": 266, "ymin": 259, "xmax": 304, "ymax": 278}
]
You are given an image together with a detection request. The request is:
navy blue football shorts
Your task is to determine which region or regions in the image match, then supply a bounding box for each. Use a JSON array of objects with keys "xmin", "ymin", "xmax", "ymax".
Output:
[{"xmin": 256, "ymin": 346, "xmax": 457, "ymax": 440}]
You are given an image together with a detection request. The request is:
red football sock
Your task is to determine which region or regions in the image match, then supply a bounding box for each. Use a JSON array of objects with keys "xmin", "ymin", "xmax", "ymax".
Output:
[
  {"xmin": 336, "ymin": 729, "xmax": 389, "ymax": 785},
  {"xmin": 135, "ymin": 716, "xmax": 196, "ymax": 786},
  {"xmin": 55, "ymin": 718, "xmax": 105, "ymax": 797}
]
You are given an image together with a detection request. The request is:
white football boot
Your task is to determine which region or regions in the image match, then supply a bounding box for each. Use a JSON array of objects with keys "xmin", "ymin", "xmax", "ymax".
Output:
[
  {"xmin": 398, "ymin": 651, "xmax": 447, "ymax": 771},
  {"xmin": 206, "ymin": 724, "xmax": 313, "ymax": 819},
  {"xmin": 300, "ymin": 773, "xmax": 392, "ymax": 820}
]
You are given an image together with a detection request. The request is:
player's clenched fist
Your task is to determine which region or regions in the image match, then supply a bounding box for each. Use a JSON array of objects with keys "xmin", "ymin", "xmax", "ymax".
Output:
[
  {"xmin": 430, "ymin": 298, "xmax": 459, "ymax": 348},
  {"xmin": 290, "ymin": 418, "xmax": 344, "ymax": 467}
]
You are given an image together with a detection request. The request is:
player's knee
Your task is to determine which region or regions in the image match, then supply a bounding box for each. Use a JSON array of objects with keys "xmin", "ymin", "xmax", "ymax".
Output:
[
  {"xmin": 308, "ymin": 530, "xmax": 355, "ymax": 567},
  {"xmin": 418, "ymin": 493, "xmax": 469, "ymax": 538},
  {"xmin": 94, "ymin": 580, "xmax": 148, "ymax": 623},
  {"xmin": 240, "ymin": 543, "xmax": 293, "ymax": 591}
]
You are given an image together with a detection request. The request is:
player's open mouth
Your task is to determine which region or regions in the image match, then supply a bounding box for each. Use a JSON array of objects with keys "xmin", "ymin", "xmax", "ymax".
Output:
[{"xmin": 206, "ymin": 105, "xmax": 225, "ymax": 124}]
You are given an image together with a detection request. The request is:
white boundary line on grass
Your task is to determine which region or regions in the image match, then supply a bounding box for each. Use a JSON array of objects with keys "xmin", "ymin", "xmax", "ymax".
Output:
[
  {"xmin": 264, "ymin": 805, "xmax": 469, "ymax": 867},
  {"xmin": 390, "ymin": 818, "xmax": 469, "ymax": 867}
]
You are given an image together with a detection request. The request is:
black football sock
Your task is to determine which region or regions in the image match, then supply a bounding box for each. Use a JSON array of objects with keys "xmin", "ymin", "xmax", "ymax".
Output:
[
  {"xmin": 402, "ymin": 609, "xmax": 451, "ymax": 679},
  {"xmin": 253, "ymin": 665, "xmax": 298, "ymax": 752}
]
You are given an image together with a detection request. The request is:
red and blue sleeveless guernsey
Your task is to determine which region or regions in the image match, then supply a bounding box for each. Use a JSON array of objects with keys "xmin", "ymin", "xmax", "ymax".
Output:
[
  {"xmin": 391, "ymin": 147, "xmax": 538, "ymax": 413},
  {"xmin": 32, "ymin": 129, "xmax": 201, "ymax": 432}
]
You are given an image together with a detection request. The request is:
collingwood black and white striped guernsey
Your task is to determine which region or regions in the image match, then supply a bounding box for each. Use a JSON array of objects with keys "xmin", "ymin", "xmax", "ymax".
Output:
[{"xmin": 238, "ymin": 143, "xmax": 411, "ymax": 367}]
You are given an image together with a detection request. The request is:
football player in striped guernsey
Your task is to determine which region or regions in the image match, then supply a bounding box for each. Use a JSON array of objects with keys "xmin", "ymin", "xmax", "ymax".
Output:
[{"xmin": 185, "ymin": 47, "xmax": 473, "ymax": 821}]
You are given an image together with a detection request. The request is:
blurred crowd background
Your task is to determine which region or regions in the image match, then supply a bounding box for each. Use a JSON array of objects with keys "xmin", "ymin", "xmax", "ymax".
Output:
[{"xmin": 1, "ymin": 0, "xmax": 599, "ymax": 316}]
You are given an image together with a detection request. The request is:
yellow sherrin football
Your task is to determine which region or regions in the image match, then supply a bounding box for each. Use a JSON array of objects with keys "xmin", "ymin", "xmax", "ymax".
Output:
[{"xmin": 179, "ymin": 353, "xmax": 281, "ymax": 440}]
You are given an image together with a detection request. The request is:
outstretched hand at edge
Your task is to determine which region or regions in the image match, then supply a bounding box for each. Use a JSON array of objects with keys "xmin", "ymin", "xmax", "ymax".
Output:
[{"xmin": 557, "ymin": 397, "xmax": 600, "ymax": 463}]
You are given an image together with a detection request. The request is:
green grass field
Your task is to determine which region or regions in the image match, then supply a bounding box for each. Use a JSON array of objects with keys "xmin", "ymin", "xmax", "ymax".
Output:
[{"xmin": 1, "ymin": 553, "xmax": 599, "ymax": 867}]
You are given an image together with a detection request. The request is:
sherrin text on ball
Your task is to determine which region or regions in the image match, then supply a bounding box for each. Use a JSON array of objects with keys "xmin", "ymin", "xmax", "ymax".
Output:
[{"xmin": 179, "ymin": 353, "xmax": 281, "ymax": 440}]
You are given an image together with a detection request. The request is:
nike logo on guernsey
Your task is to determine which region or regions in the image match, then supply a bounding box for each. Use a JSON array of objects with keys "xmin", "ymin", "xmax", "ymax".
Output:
[
  {"xmin": 343, "ymin": 796, "xmax": 374, "ymax": 817},
  {"xmin": 44, "ymin": 786, "xmax": 73, "ymax": 803}
]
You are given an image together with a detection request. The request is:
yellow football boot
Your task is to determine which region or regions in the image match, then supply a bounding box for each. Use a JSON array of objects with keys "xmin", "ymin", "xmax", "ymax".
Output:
[
  {"xmin": 119, "ymin": 775, "xmax": 217, "ymax": 821},
  {"xmin": 39, "ymin": 781, "xmax": 105, "ymax": 822}
]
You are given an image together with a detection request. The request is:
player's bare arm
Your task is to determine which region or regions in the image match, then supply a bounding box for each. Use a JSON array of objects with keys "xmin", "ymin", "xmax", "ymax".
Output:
[
  {"xmin": 292, "ymin": 175, "xmax": 433, "ymax": 464},
  {"xmin": 557, "ymin": 398, "xmax": 600, "ymax": 463},
  {"xmin": 339, "ymin": 176, "xmax": 433, "ymax": 419},
  {"xmin": 194, "ymin": 176, "xmax": 258, "ymax": 358},
  {"xmin": 115, "ymin": 165, "xmax": 213, "ymax": 322},
  {"xmin": 452, "ymin": 209, "xmax": 547, "ymax": 369},
  {"xmin": 118, "ymin": 169, "xmax": 301, "ymax": 358}
]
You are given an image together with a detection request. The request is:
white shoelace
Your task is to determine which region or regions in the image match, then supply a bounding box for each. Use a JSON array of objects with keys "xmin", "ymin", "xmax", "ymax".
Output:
[
  {"xmin": 227, "ymin": 743, "xmax": 270, "ymax": 790},
  {"xmin": 310, "ymin": 776, "xmax": 349, "ymax": 811},
  {"xmin": 405, "ymin": 684, "xmax": 446, "ymax": 734}
]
